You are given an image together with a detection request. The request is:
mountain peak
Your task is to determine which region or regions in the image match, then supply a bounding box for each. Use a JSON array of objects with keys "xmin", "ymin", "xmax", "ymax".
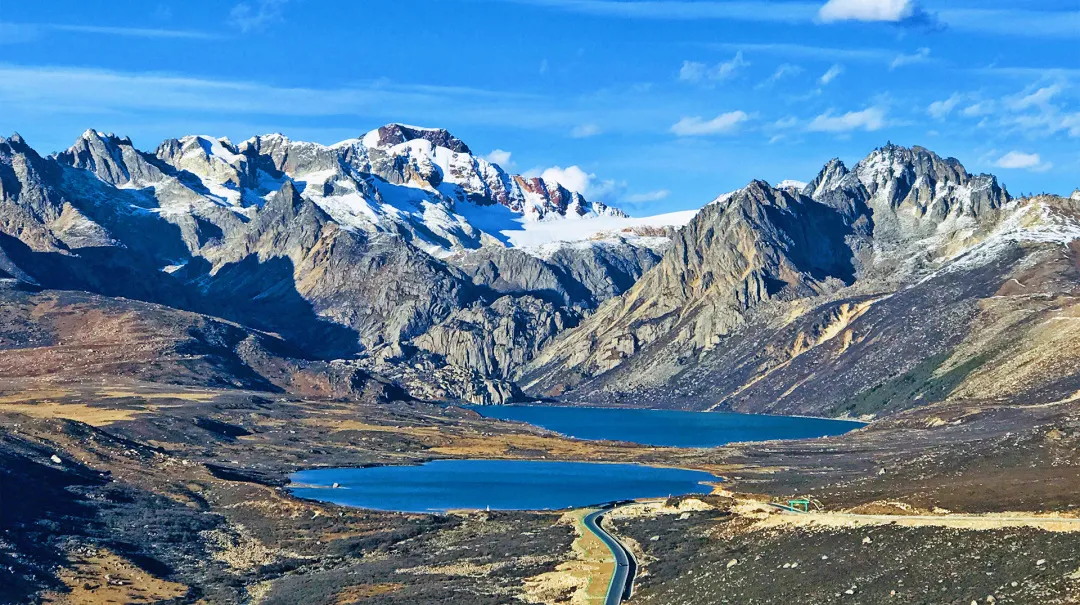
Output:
[
  {"xmin": 363, "ymin": 123, "xmax": 471, "ymax": 154},
  {"xmin": 804, "ymin": 158, "xmax": 850, "ymax": 200}
]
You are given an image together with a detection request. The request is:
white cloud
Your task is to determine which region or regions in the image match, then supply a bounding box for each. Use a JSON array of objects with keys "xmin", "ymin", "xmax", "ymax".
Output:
[
  {"xmin": 571, "ymin": 123, "xmax": 602, "ymax": 138},
  {"xmin": 928, "ymin": 93, "xmax": 962, "ymax": 119},
  {"xmin": 1008, "ymin": 84, "xmax": 1063, "ymax": 110},
  {"xmin": 758, "ymin": 63, "xmax": 803, "ymax": 88},
  {"xmin": 501, "ymin": 1, "xmax": 1072, "ymax": 38},
  {"xmin": 819, "ymin": 64, "xmax": 844, "ymax": 85},
  {"xmin": 890, "ymin": 47, "xmax": 930, "ymax": 69},
  {"xmin": 484, "ymin": 149, "xmax": 514, "ymax": 168},
  {"xmin": 681, "ymin": 53, "xmax": 750, "ymax": 82},
  {"xmin": 1003, "ymin": 109, "xmax": 1080, "ymax": 139},
  {"xmin": 819, "ymin": 0, "xmax": 918, "ymax": 22},
  {"xmin": 807, "ymin": 106, "xmax": 886, "ymax": 132},
  {"xmin": 230, "ymin": 0, "xmax": 289, "ymax": 32},
  {"xmin": 532, "ymin": 166, "xmax": 626, "ymax": 201},
  {"xmin": 679, "ymin": 61, "xmax": 707, "ymax": 82},
  {"xmin": 539, "ymin": 166, "xmax": 593, "ymax": 194},
  {"xmin": 961, "ymin": 101, "xmax": 995, "ymax": 117},
  {"xmin": 773, "ymin": 116, "xmax": 799, "ymax": 129},
  {"xmin": 0, "ymin": 22, "xmax": 219, "ymax": 41},
  {"xmin": 625, "ymin": 190, "xmax": 671, "ymax": 203},
  {"xmin": 712, "ymin": 51, "xmax": 749, "ymax": 80},
  {"xmin": 539, "ymin": 59, "xmax": 550, "ymax": 75},
  {"xmin": 0, "ymin": 64, "xmax": 560, "ymax": 134},
  {"xmin": 994, "ymin": 151, "xmax": 1052, "ymax": 172},
  {"xmin": 670, "ymin": 111, "xmax": 751, "ymax": 136},
  {"xmin": 710, "ymin": 41, "xmax": 895, "ymax": 63}
]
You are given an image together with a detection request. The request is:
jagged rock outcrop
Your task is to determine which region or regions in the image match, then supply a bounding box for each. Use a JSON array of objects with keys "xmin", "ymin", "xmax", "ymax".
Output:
[
  {"xmin": 451, "ymin": 239, "xmax": 663, "ymax": 310},
  {"xmin": 192, "ymin": 181, "xmax": 472, "ymax": 356},
  {"xmin": 806, "ymin": 144, "xmax": 1010, "ymax": 279},
  {"xmin": 0, "ymin": 126, "xmax": 661, "ymax": 400},
  {"xmin": 521, "ymin": 145, "xmax": 1071, "ymax": 419},
  {"xmin": 8, "ymin": 128, "xmax": 1059, "ymax": 418},
  {"xmin": 414, "ymin": 295, "xmax": 578, "ymax": 379},
  {"xmin": 522, "ymin": 181, "xmax": 856, "ymax": 393}
]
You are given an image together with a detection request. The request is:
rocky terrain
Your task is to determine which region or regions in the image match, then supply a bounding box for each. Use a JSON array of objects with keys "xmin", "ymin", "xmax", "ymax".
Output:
[
  {"xmin": 0, "ymin": 127, "xmax": 677, "ymax": 403},
  {"xmin": 3, "ymin": 367, "xmax": 1079, "ymax": 604},
  {"xmin": 15, "ymin": 125, "xmax": 1074, "ymax": 420},
  {"xmin": 3, "ymin": 129, "xmax": 1080, "ymax": 604},
  {"xmin": 524, "ymin": 146, "xmax": 1080, "ymax": 419}
]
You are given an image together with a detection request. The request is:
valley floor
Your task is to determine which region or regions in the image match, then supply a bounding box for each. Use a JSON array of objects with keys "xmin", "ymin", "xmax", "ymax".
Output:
[{"xmin": 2, "ymin": 379, "xmax": 1079, "ymax": 604}]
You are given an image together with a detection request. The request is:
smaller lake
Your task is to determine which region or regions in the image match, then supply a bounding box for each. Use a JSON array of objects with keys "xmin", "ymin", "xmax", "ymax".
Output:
[
  {"xmin": 468, "ymin": 405, "xmax": 862, "ymax": 448},
  {"xmin": 290, "ymin": 460, "xmax": 718, "ymax": 513}
]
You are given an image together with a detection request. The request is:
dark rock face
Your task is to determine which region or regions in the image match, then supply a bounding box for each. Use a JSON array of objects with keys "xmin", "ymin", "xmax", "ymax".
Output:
[
  {"xmin": 370, "ymin": 124, "xmax": 472, "ymax": 154},
  {"xmin": 452, "ymin": 241, "xmax": 663, "ymax": 310},
  {"xmin": 414, "ymin": 295, "xmax": 578, "ymax": 380}
]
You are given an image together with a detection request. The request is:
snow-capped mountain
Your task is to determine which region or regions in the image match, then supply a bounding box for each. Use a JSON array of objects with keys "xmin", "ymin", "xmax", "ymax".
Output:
[{"xmin": 55, "ymin": 124, "xmax": 635, "ymax": 259}]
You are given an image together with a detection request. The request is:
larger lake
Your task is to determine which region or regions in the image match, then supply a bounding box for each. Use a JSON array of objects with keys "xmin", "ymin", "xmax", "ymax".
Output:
[
  {"xmin": 290, "ymin": 460, "xmax": 718, "ymax": 513},
  {"xmin": 468, "ymin": 405, "xmax": 862, "ymax": 447}
]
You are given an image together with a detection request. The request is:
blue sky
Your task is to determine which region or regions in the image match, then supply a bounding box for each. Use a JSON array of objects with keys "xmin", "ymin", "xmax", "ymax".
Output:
[{"xmin": 0, "ymin": 0, "xmax": 1077, "ymax": 215}]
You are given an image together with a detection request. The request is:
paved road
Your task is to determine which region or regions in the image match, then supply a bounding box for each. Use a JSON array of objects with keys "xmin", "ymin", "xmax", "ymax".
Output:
[{"xmin": 583, "ymin": 509, "xmax": 636, "ymax": 605}]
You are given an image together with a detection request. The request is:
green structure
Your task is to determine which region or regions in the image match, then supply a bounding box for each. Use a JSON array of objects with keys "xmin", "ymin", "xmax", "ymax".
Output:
[{"xmin": 788, "ymin": 499, "xmax": 811, "ymax": 513}]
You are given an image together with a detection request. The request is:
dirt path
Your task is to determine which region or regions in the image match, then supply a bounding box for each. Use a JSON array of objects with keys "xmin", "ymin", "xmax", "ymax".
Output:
[{"xmin": 749, "ymin": 503, "xmax": 1080, "ymax": 533}]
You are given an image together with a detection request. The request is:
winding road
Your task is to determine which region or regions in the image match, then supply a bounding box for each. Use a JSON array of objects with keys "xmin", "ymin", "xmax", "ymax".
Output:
[{"xmin": 583, "ymin": 508, "xmax": 637, "ymax": 605}]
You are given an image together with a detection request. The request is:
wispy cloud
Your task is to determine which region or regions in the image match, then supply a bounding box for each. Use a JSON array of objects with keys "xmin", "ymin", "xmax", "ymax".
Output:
[
  {"xmin": 571, "ymin": 123, "xmax": 602, "ymax": 138},
  {"xmin": 807, "ymin": 106, "xmax": 886, "ymax": 132},
  {"xmin": 0, "ymin": 22, "xmax": 220, "ymax": 40},
  {"xmin": 670, "ymin": 111, "xmax": 751, "ymax": 136},
  {"xmin": 927, "ymin": 93, "xmax": 962, "ymax": 119},
  {"xmin": 1008, "ymin": 84, "xmax": 1064, "ymax": 111},
  {"xmin": 679, "ymin": 53, "xmax": 749, "ymax": 83},
  {"xmin": 230, "ymin": 0, "xmax": 289, "ymax": 33},
  {"xmin": 994, "ymin": 151, "xmax": 1053, "ymax": 172},
  {"xmin": 890, "ymin": 47, "xmax": 931, "ymax": 70},
  {"xmin": 705, "ymin": 42, "xmax": 893, "ymax": 64},
  {"xmin": 819, "ymin": 64, "xmax": 844, "ymax": 85},
  {"xmin": 757, "ymin": 63, "xmax": 803, "ymax": 88},
  {"xmin": 961, "ymin": 101, "xmax": 995, "ymax": 118},
  {"xmin": 0, "ymin": 64, "xmax": 560, "ymax": 126}
]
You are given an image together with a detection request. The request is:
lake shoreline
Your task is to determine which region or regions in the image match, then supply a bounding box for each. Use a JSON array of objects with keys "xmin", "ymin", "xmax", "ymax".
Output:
[{"xmin": 288, "ymin": 459, "xmax": 722, "ymax": 514}]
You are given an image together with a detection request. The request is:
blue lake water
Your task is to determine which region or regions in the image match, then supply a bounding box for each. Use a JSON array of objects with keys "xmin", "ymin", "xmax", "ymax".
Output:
[
  {"xmin": 290, "ymin": 460, "xmax": 719, "ymax": 513},
  {"xmin": 468, "ymin": 405, "xmax": 863, "ymax": 447}
]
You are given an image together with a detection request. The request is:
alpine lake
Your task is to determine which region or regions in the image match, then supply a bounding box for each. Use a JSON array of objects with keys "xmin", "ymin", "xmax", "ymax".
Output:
[{"xmin": 289, "ymin": 406, "xmax": 862, "ymax": 513}]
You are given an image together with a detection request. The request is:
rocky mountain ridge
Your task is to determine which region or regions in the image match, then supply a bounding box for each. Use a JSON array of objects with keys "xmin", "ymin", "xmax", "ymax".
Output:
[
  {"xmin": 0, "ymin": 126, "xmax": 667, "ymax": 403},
  {"xmin": 523, "ymin": 145, "xmax": 1080, "ymax": 418},
  {"xmin": 4, "ymin": 128, "xmax": 1078, "ymax": 414}
]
